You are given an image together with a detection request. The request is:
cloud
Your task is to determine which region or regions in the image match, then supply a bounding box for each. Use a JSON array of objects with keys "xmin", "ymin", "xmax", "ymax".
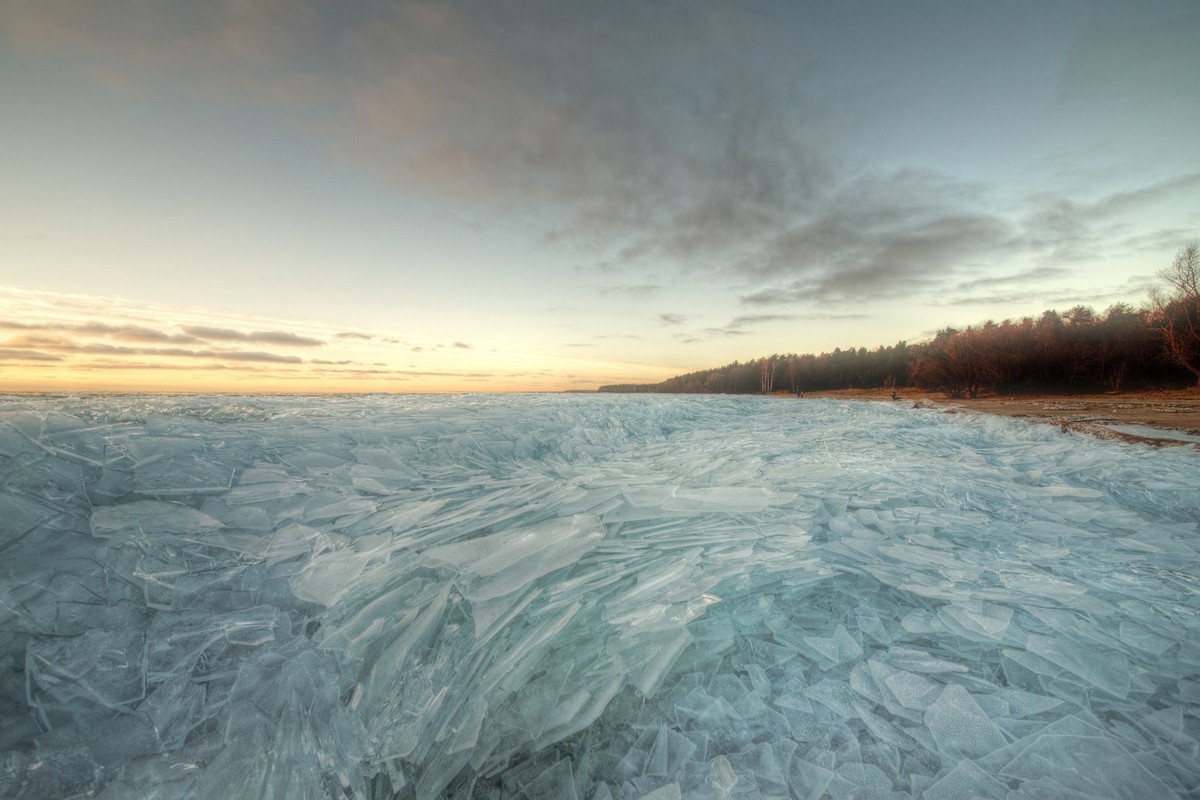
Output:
[
  {"xmin": 937, "ymin": 273, "xmax": 1160, "ymax": 309},
  {"xmin": 731, "ymin": 169, "xmax": 1019, "ymax": 304},
  {"xmin": 1090, "ymin": 173, "xmax": 1200, "ymax": 218},
  {"xmin": 180, "ymin": 326, "xmax": 324, "ymax": 346},
  {"xmin": 702, "ymin": 326, "xmax": 752, "ymax": 337},
  {"xmin": 728, "ymin": 314, "xmax": 794, "ymax": 328},
  {"xmin": 0, "ymin": 319, "xmax": 197, "ymax": 343},
  {"xmin": 1020, "ymin": 174, "xmax": 1200, "ymax": 265},
  {"xmin": 0, "ymin": 348, "xmax": 62, "ymax": 361},
  {"xmin": 952, "ymin": 266, "xmax": 1069, "ymax": 293},
  {"xmin": 74, "ymin": 361, "xmax": 234, "ymax": 371},
  {"xmin": 597, "ymin": 284, "xmax": 662, "ymax": 299},
  {"xmin": 2, "ymin": 2, "xmax": 838, "ymax": 272},
  {"xmin": 212, "ymin": 350, "xmax": 303, "ymax": 364},
  {"xmin": 7, "ymin": 2, "xmax": 1196, "ymax": 323},
  {"xmin": 737, "ymin": 168, "xmax": 1200, "ymax": 308},
  {"xmin": 940, "ymin": 289, "xmax": 1127, "ymax": 308},
  {"xmin": 253, "ymin": 331, "xmax": 324, "ymax": 346},
  {"xmin": 1116, "ymin": 228, "xmax": 1197, "ymax": 254},
  {"xmin": 3, "ymin": 334, "xmax": 76, "ymax": 349},
  {"xmin": 658, "ymin": 313, "xmax": 687, "ymax": 325},
  {"xmin": 343, "ymin": 3, "xmax": 841, "ymax": 261},
  {"xmin": 177, "ymin": 326, "xmax": 245, "ymax": 340},
  {"xmin": 1, "ymin": 334, "xmax": 307, "ymax": 364},
  {"xmin": 702, "ymin": 312, "xmax": 800, "ymax": 337},
  {"xmin": 0, "ymin": 286, "xmax": 572, "ymax": 389},
  {"xmin": 79, "ymin": 323, "xmax": 199, "ymax": 343}
]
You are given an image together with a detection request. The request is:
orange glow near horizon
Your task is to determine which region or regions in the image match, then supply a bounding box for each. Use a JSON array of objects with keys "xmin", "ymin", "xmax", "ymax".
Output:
[{"xmin": 0, "ymin": 288, "xmax": 667, "ymax": 394}]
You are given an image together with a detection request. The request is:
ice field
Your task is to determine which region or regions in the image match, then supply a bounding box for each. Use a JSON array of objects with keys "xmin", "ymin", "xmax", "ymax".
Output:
[{"xmin": 1, "ymin": 393, "xmax": 1198, "ymax": 799}]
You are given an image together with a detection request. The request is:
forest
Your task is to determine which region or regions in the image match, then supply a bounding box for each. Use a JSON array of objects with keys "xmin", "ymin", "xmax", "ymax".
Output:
[{"xmin": 600, "ymin": 246, "xmax": 1200, "ymax": 397}]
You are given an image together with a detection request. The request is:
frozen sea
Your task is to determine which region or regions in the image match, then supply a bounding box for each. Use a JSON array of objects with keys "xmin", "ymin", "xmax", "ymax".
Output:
[{"xmin": 1, "ymin": 393, "xmax": 1198, "ymax": 799}]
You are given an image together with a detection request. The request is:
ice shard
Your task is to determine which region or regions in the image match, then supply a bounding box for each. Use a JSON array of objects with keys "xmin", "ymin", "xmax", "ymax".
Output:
[{"xmin": 0, "ymin": 393, "xmax": 1196, "ymax": 798}]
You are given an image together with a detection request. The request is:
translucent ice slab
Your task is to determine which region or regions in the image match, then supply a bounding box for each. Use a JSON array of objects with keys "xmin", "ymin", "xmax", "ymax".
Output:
[{"xmin": 0, "ymin": 393, "xmax": 1197, "ymax": 799}]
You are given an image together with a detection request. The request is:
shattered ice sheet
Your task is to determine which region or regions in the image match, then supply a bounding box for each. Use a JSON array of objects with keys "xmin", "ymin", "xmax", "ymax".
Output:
[{"xmin": 0, "ymin": 393, "xmax": 1198, "ymax": 799}]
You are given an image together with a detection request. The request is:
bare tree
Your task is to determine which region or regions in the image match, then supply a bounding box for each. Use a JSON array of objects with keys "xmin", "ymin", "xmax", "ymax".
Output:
[
  {"xmin": 1150, "ymin": 243, "xmax": 1200, "ymax": 387},
  {"xmin": 760, "ymin": 358, "xmax": 775, "ymax": 393}
]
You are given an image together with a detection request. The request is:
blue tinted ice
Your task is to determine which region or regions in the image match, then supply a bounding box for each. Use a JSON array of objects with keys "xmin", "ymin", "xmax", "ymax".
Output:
[{"xmin": 0, "ymin": 393, "xmax": 1197, "ymax": 798}]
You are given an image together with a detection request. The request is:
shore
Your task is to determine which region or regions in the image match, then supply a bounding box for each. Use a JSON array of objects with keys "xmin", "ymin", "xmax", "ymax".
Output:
[{"xmin": 791, "ymin": 387, "xmax": 1200, "ymax": 447}]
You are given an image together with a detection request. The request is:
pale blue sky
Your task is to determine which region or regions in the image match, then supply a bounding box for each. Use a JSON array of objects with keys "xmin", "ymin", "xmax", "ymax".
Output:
[{"xmin": 1, "ymin": 1, "xmax": 1198, "ymax": 390}]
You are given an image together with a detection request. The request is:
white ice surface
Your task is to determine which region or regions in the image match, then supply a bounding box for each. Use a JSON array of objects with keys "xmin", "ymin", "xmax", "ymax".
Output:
[{"xmin": 0, "ymin": 393, "xmax": 1198, "ymax": 799}]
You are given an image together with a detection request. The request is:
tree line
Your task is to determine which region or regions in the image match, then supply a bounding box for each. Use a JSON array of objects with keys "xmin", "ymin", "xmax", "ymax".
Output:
[{"xmin": 600, "ymin": 245, "xmax": 1200, "ymax": 397}]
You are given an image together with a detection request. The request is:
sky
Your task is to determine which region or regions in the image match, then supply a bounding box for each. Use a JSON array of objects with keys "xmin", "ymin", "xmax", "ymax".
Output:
[{"xmin": 1, "ymin": 1, "xmax": 1198, "ymax": 393}]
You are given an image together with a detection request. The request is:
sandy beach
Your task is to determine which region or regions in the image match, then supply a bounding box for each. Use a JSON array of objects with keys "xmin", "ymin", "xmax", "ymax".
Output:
[{"xmin": 793, "ymin": 387, "xmax": 1200, "ymax": 447}]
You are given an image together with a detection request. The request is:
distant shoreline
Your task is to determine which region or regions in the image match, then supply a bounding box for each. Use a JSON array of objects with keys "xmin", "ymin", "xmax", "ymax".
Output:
[{"xmin": 791, "ymin": 387, "xmax": 1200, "ymax": 447}]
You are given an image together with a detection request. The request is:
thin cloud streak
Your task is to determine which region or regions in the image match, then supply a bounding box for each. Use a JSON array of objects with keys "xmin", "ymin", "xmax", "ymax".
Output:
[
  {"xmin": 180, "ymin": 326, "xmax": 325, "ymax": 346},
  {"xmin": 0, "ymin": 348, "xmax": 62, "ymax": 361}
]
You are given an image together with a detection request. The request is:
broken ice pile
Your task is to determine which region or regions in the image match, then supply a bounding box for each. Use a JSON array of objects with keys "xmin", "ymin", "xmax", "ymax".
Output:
[{"xmin": 0, "ymin": 393, "xmax": 1198, "ymax": 799}]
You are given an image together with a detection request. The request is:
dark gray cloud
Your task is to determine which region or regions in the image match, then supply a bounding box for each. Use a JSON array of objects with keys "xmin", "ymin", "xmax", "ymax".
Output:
[
  {"xmin": 658, "ymin": 313, "xmax": 687, "ymax": 326},
  {"xmin": 739, "ymin": 170, "xmax": 1200, "ymax": 308},
  {"xmin": 733, "ymin": 169, "xmax": 1018, "ymax": 304}
]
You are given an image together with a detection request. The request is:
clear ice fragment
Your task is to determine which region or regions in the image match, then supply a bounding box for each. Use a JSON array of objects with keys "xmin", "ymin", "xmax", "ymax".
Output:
[{"xmin": 923, "ymin": 684, "xmax": 1007, "ymax": 760}]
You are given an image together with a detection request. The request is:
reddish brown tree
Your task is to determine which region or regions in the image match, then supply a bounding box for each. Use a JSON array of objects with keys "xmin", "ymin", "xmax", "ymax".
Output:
[{"xmin": 1150, "ymin": 244, "xmax": 1200, "ymax": 388}]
